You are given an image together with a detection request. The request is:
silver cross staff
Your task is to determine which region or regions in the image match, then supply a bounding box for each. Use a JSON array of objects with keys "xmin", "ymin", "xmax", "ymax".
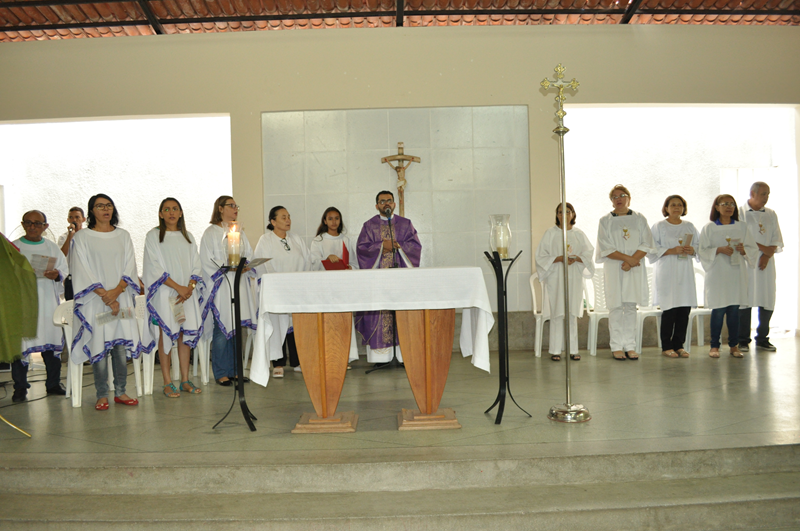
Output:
[{"xmin": 540, "ymin": 64, "xmax": 591, "ymax": 424}]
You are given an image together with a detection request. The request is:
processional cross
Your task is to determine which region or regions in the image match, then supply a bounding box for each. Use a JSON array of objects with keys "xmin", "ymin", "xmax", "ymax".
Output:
[{"xmin": 381, "ymin": 142, "xmax": 420, "ymax": 218}]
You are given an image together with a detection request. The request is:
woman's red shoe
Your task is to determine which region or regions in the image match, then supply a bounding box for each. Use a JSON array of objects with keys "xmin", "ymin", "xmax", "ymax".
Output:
[{"xmin": 114, "ymin": 396, "xmax": 139, "ymax": 406}]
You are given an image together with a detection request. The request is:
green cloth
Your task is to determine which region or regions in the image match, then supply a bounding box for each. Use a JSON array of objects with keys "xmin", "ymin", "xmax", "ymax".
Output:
[{"xmin": 0, "ymin": 234, "xmax": 38, "ymax": 363}]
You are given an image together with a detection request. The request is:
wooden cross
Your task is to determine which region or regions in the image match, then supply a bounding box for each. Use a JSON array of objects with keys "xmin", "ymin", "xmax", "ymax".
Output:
[{"xmin": 381, "ymin": 142, "xmax": 420, "ymax": 218}]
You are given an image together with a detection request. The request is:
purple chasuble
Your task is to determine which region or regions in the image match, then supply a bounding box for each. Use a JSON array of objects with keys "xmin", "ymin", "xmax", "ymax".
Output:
[{"xmin": 354, "ymin": 214, "xmax": 422, "ymax": 349}]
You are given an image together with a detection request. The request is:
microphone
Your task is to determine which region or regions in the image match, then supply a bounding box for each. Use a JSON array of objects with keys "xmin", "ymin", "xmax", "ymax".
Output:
[{"xmin": 383, "ymin": 206, "xmax": 392, "ymax": 217}]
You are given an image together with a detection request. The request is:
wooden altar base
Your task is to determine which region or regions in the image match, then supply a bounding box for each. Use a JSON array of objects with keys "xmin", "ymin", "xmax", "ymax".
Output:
[
  {"xmin": 397, "ymin": 408, "xmax": 461, "ymax": 431},
  {"xmin": 292, "ymin": 411, "xmax": 359, "ymax": 434}
]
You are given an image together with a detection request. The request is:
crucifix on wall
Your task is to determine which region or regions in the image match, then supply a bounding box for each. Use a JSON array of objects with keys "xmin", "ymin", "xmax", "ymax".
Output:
[{"xmin": 381, "ymin": 142, "xmax": 420, "ymax": 218}]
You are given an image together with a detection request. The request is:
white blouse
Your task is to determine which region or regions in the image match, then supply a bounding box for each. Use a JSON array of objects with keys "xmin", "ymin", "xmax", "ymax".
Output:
[{"xmin": 698, "ymin": 220, "xmax": 757, "ymax": 309}]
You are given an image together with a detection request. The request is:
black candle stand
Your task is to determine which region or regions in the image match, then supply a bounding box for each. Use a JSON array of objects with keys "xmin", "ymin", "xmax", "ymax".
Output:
[{"xmin": 484, "ymin": 250, "xmax": 531, "ymax": 424}]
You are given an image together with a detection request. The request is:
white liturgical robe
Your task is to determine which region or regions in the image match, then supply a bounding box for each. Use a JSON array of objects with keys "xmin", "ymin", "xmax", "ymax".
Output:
[
  {"xmin": 596, "ymin": 211, "xmax": 655, "ymax": 308},
  {"xmin": 199, "ymin": 224, "xmax": 257, "ymax": 340},
  {"xmin": 648, "ymin": 219, "xmax": 701, "ymax": 311},
  {"xmin": 535, "ymin": 226, "xmax": 595, "ymax": 320},
  {"xmin": 698, "ymin": 220, "xmax": 757, "ymax": 309},
  {"xmin": 143, "ymin": 229, "xmax": 205, "ymax": 353},
  {"xmin": 309, "ymin": 232, "xmax": 359, "ymax": 271},
  {"xmin": 739, "ymin": 205, "xmax": 783, "ymax": 311},
  {"xmin": 13, "ymin": 238, "xmax": 69, "ymax": 362}
]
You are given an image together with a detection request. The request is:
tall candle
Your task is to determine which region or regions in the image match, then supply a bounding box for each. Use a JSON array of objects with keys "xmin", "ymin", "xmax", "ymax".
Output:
[{"xmin": 227, "ymin": 224, "xmax": 241, "ymax": 266}]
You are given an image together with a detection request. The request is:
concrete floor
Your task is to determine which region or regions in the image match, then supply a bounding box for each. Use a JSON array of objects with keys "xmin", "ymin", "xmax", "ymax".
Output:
[{"xmin": 1, "ymin": 335, "xmax": 798, "ymax": 459}]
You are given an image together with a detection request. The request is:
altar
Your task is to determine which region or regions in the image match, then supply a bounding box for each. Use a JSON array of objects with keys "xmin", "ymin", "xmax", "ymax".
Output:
[{"xmin": 250, "ymin": 266, "xmax": 495, "ymax": 431}]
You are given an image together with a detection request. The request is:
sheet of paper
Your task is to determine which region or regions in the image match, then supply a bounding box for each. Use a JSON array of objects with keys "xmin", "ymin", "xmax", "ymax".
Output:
[
  {"xmin": 29, "ymin": 254, "xmax": 56, "ymax": 277},
  {"xmin": 171, "ymin": 297, "xmax": 186, "ymax": 325},
  {"xmin": 96, "ymin": 307, "xmax": 135, "ymax": 326}
]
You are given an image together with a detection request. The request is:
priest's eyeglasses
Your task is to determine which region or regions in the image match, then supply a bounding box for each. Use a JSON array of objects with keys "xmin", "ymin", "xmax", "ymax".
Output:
[
  {"xmin": 161, "ymin": 206, "xmax": 181, "ymax": 213},
  {"xmin": 224, "ymin": 203, "xmax": 241, "ymax": 210},
  {"xmin": 280, "ymin": 238, "xmax": 291, "ymax": 252},
  {"xmin": 377, "ymin": 199, "xmax": 394, "ymax": 205},
  {"xmin": 94, "ymin": 203, "xmax": 114, "ymax": 211},
  {"xmin": 22, "ymin": 221, "xmax": 45, "ymax": 228}
]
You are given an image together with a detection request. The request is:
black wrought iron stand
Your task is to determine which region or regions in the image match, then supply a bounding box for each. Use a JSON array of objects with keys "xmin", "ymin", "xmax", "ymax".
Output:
[
  {"xmin": 213, "ymin": 258, "xmax": 257, "ymax": 432},
  {"xmin": 484, "ymin": 250, "xmax": 531, "ymax": 424}
]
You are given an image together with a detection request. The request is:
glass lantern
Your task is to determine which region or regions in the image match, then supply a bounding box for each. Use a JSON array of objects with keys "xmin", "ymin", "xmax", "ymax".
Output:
[{"xmin": 489, "ymin": 214, "xmax": 512, "ymax": 259}]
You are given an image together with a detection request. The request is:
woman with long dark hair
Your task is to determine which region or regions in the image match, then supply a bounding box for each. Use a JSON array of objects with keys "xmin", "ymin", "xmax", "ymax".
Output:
[
  {"xmin": 143, "ymin": 197, "xmax": 204, "ymax": 397},
  {"xmin": 309, "ymin": 206, "xmax": 358, "ymax": 270},
  {"xmin": 70, "ymin": 193, "xmax": 149, "ymax": 410}
]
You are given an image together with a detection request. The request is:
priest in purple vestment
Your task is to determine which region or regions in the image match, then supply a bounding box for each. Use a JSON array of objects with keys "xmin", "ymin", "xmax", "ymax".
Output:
[{"xmin": 355, "ymin": 190, "xmax": 422, "ymax": 363}]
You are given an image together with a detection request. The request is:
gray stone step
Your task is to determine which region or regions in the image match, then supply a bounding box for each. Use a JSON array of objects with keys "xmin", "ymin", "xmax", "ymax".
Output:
[
  {"xmin": 2, "ymin": 471, "xmax": 799, "ymax": 530},
  {"xmin": 2, "ymin": 444, "xmax": 799, "ymax": 495}
]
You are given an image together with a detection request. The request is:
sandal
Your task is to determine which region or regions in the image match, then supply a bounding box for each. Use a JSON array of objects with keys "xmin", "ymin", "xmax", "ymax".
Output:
[
  {"xmin": 163, "ymin": 383, "xmax": 180, "ymax": 398},
  {"xmin": 730, "ymin": 346, "xmax": 743, "ymax": 358},
  {"xmin": 273, "ymin": 366, "xmax": 284, "ymax": 378},
  {"xmin": 626, "ymin": 351, "xmax": 639, "ymax": 360},
  {"xmin": 551, "ymin": 355, "xmax": 561, "ymax": 362},
  {"xmin": 180, "ymin": 380, "xmax": 202, "ymax": 394},
  {"xmin": 662, "ymin": 350, "xmax": 679, "ymax": 358},
  {"xmin": 677, "ymin": 349, "xmax": 690, "ymax": 358},
  {"xmin": 709, "ymin": 348, "xmax": 720, "ymax": 358},
  {"xmin": 570, "ymin": 354, "xmax": 581, "ymax": 361},
  {"xmin": 613, "ymin": 351, "xmax": 626, "ymax": 361}
]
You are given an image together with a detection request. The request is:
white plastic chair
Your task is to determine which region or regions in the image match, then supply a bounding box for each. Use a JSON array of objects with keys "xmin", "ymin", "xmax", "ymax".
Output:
[
  {"xmin": 193, "ymin": 336, "xmax": 211, "ymax": 385},
  {"xmin": 635, "ymin": 267, "xmax": 662, "ymax": 353},
  {"xmin": 685, "ymin": 266, "xmax": 712, "ymax": 353},
  {"xmin": 586, "ymin": 267, "xmax": 610, "ymax": 357},
  {"xmin": 136, "ymin": 295, "xmax": 179, "ymax": 395},
  {"xmin": 529, "ymin": 273, "xmax": 549, "ymax": 358}
]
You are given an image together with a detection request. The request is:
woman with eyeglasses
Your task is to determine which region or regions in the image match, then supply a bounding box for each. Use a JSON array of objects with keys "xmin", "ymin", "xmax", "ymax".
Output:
[
  {"xmin": 199, "ymin": 196, "xmax": 257, "ymax": 386},
  {"xmin": 649, "ymin": 195, "xmax": 701, "ymax": 359},
  {"xmin": 143, "ymin": 198, "xmax": 204, "ymax": 398},
  {"xmin": 698, "ymin": 194, "xmax": 757, "ymax": 358},
  {"xmin": 70, "ymin": 194, "xmax": 148, "ymax": 410},
  {"xmin": 596, "ymin": 184, "xmax": 656, "ymax": 361},
  {"xmin": 253, "ymin": 205, "xmax": 310, "ymax": 378},
  {"xmin": 535, "ymin": 202, "xmax": 594, "ymax": 362}
]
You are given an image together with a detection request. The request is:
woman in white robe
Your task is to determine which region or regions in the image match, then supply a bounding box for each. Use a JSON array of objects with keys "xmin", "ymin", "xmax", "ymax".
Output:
[
  {"xmin": 143, "ymin": 198, "xmax": 204, "ymax": 397},
  {"xmin": 649, "ymin": 195, "xmax": 701, "ymax": 358},
  {"xmin": 309, "ymin": 207, "xmax": 359, "ymax": 271},
  {"xmin": 71, "ymin": 194, "xmax": 147, "ymax": 410},
  {"xmin": 199, "ymin": 195, "xmax": 257, "ymax": 386},
  {"xmin": 12, "ymin": 210, "xmax": 69, "ymax": 399},
  {"xmin": 309, "ymin": 207, "xmax": 360, "ymax": 367},
  {"xmin": 535, "ymin": 203, "xmax": 594, "ymax": 361},
  {"xmin": 698, "ymin": 194, "xmax": 757, "ymax": 358},
  {"xmin": 595, "ymin": 184, "xmax": 656, "ymax": 360},
  {"xmin": 253, "ymin": 206, "xmax": 310, "ymax": 378}
]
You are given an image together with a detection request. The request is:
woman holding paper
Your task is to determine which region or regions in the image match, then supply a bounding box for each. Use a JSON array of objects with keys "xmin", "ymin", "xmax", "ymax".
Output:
[
  {"xmin": 200, "ymin": 195, "xmax": 257, "ymax": 386},
  {"xmin": 70, "ymin": 193, "xmax": 149, "ymax": 410},
  {"xmin": 143, "ymin": 198, "xmax": 204, "ymax": 398},
  {"xmin": 698, "ymin": 194, "xmax": 757, "ymax": 358},
  {"xmin": 310, "ymin": 207, "xmax": 358, "ymax": 271},
  {"xmin": 253, "ymin": 206, "xmax": 310, "ymax": 377},
  {"xmin": 534, "ymin": 202, "xmax": 594, "ymax": 362},
  {"xmin": 649, "ymin": 195, "xmax": 700, "ymax": 358}
]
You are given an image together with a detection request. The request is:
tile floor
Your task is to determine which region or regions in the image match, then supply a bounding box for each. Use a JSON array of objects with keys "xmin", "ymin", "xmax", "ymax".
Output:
[{"xmin": 1, "ymin": 337, "xmax": 799, "ymax": 459}]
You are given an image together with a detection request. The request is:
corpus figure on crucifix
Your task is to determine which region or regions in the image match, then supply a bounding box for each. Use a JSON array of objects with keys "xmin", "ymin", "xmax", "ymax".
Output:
[{"xmin": 381, "ymin": 142, "xmax": 420, "ymax": 218}]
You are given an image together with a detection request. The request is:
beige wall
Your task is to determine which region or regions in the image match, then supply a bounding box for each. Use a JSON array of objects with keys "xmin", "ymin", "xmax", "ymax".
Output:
[{"xmin": 2, "ymin": 25, "xmax": 799, "ymax": 251}]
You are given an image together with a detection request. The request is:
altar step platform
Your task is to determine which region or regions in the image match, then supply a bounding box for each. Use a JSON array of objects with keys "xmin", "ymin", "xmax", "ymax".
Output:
[{"xmin": 1, "ymin": 442, "xmax": 799, "ymax": 530}]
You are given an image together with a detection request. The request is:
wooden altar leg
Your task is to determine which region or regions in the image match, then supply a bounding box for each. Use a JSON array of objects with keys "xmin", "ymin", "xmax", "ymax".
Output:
[
  {"xmin": 291, "ymin": 312, "xmax": 358, "ymax": 434},
  {"xmin": 395, "ymin": 308, "xmax": 461, "ymax": 430}
]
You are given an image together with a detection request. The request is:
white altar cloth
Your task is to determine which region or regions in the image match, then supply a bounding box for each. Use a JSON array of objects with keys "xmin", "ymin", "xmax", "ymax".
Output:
[{"xmin": 250, "ymin": 266, "xmax": 495, "ymax": 386}]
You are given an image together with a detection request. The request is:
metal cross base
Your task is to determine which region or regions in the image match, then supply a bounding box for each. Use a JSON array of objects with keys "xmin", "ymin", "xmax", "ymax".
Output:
[{"xmin": 548, "ymin": 403, "xmax": 591, "ymax": 423}]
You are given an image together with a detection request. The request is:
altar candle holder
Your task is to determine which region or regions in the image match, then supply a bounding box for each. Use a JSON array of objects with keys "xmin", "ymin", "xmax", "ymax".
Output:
[{"xmin": 227, "ymin": 223, "xmax": 241, "ymax": 267}]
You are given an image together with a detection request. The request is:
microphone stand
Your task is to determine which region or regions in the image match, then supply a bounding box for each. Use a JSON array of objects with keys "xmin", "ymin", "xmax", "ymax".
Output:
[{"xmin": 366, "ymin": 207, "xmax": 403, "ymax": 375}]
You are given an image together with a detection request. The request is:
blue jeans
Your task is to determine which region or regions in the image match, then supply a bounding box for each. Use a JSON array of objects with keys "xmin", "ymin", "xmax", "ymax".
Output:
[
  {"xmin": 211, "ymin": 320, "xmax": 236, "ymax": 380},
  {"xmin": 92, "ymin": 344, "xmax": 128, "ymax": 399},
  {"xmin": 710, "ymin": 306, "xmax": 739, "ymax": 349}
]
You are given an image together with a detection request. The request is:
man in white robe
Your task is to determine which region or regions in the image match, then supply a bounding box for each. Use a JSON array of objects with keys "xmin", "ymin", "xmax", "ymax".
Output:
[
  {"xmin": 12, "ymin": 210, "xmax": 69, "ymax": 401},
  {"xmin": 738, "ymin": 182, "xmax": 783, "ymax": 352}
]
